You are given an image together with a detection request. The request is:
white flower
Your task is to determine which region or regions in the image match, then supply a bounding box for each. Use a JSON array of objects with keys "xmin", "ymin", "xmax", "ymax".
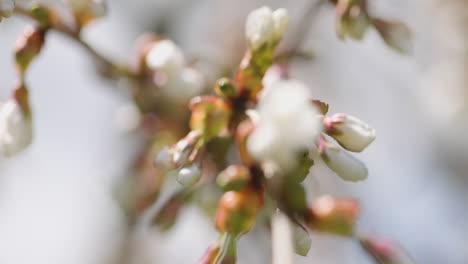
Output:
[
  {"xmin": 246, "ymin": 6, "xmax": 289, "ymax": 50},
  {"xmin": 326, "ymin": 114, "xmax": 376, "ymax": 152},
  {"xmin": 320, "ymin": 142, "xmax": 367, "ymax": 182},
  {"xmin": 0, "ymin": 0, "xmax": 14, "ymax": 20},
  {"xmin": 162, "ymin": 67, "xmax": 205, "ymax": 102},
  {"xmin": 146, "ymin": 40, "xmax": 185, "ymax": 76},
  {"xmin": 247, "ymin": 80, "xmax": 321, "ymax": 171},
  {"xmin": 0, "ymin": 100, "xmax": 32, "ymax": 157}
]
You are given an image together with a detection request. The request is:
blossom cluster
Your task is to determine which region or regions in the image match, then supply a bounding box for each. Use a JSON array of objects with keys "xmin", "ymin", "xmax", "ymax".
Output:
[{"xmin": 0, "ymin": 2, "xmax": 413, "ymax": 264}]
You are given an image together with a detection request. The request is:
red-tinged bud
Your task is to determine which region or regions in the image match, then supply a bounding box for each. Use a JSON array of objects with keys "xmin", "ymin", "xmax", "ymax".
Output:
[
  {"xmin": 216, "ymin": 165, "xmax": 251, "ymax": 191},
  {"xmin": 15, "ymin": 26, "xmax": 46, "ymax": 75},
  {"xmin": 215, "ymin": 188, "xmax": 263, "ymax": 235},
  {"xmin": 323, "ymin": 113, "xmax": 376, "ymax": 153},
  {"xmin": 189, "ymin": 96, "xmax": 231, "ymax": 143},
  {"xmin": 307, "ymin": 195, "xmax": 360, "ymax": 236},
  {"xmin": 360, "ymin": 234, "xmax": 417, "ymax": 264},
  {"xmin": 235, "ymin": 119, "xmax": 255, "ymax": 166}
]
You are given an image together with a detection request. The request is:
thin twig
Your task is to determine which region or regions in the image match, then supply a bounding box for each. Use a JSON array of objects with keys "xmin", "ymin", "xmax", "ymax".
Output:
[{"xmin": 14, "ymin": 6, "xmax": 139, "ymax": 80}]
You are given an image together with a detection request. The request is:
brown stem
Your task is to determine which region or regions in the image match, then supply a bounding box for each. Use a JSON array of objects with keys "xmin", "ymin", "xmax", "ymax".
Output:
[{"xmin": 13, "ymin": 6, "xmax": 139, "ymax": 80}]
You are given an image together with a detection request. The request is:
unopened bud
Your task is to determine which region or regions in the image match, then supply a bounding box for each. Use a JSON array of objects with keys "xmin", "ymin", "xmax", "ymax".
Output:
[
  {"xmin": 15, "ymin": 26, "xmax": 46, "ymax": 75},
  {"xmin": 214, "ymin": 78, "xmax": 237, "ymax": 98},
  {"xmin": 215, "ymin": 188, "xmax": 262, "ymax": 235},
  {"xmin": 308, "ymin": 195, "xmax": 360, "ymax": 236},
  {"xmin": 189, "ymin": 96, "xmax": 231, "ymax": 143},
  {"xmin": 245, "ymin": 6, "xmax": 289, "ymax": 50},
  {"xmin": 145, "ymin": 39, "xmax": 185, "ymax": 76},
  {"xmin": 216, "ymin": 165, "xmax": 251, "ymax": 191},
  {"xmin": 176, "ymin": 164, "xmax": 202, "ymax": 186},
  {"xmin": 324, "ymin": 113, "xmax": 376, "ymax": 152},
  {"xmin": 0, "ymin": 86, "xmax": 33, "ymax": 157},
  {"xmin": 319, "ymin": 138, "xmax": 368, "ymax": 182}
]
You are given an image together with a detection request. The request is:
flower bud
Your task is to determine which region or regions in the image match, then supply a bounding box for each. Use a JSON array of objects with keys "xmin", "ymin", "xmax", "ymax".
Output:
[
  {"xmin": 324, "ymin": 113, "xmax": 376, "ymax": 152},
  {"xmin": 319, "ymin": 139, "xmax": 368, "ymax": 182},
  {"xmin": 0, "ymin": 89, "xmax": 33, "ymax": 157},
  {"xmin": 214, "ymin": 78, "xmax": 237, "ymax": 98},
  {"xmin": 15, "ymin": 26, "xmax": 46, "ymax": 75},
  {"xmin": 272, "ymin": 8, "xmax": 289, "ymax": 41},
  {"xmin": 189, "ymin": 96, "xmax": 231, "ymax": 143},
  {"xmin": 0, "ymin": 0, "xmax": 14, "ymax": 22},
  {"xmin": 307, "ymin": 195, "xmax": 360, "ymax": 236},
  {"xmin": 245, "ymin": 6, "xmax": 289, "ymax": 50},
  {"xmin": 215, "ymin": 188, "xmax": 262, "ymax": 235},
  {"xmin": 176, "ymin": 164, "xmax": 202, "ymax": 186},
  {"xmin": 216, "ymin": 165, "xmax": 251, "ymax": 191},
  {"xmin": 145, "ymin": 39, "xmax": 185, "ymax": 76}
]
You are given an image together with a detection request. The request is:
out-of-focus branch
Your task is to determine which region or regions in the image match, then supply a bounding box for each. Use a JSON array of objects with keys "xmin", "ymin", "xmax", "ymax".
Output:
[
  {"xmin": 359, "ymin": 233, "xmax": 418, "ymax": 264},
  {"xmin": 276, "ymin": 0, "xmax": 326, "ymax": 61},
  {"xmin": 272, "ymin": 210, "xmax": 294, "ymax": 264},
  {"xmin": 13, "ymin": 6, "xmax": 139, "ymax": 80}
]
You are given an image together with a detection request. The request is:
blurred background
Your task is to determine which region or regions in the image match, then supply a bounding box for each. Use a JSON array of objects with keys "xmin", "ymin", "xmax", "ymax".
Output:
[{"xmin": 1, "ymin": 0, "xmax": 468, "ymax": 263}]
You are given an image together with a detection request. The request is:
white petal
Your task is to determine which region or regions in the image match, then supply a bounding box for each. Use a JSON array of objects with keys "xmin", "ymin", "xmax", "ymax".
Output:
[
  {"xmin": 0, "ymin": 100, "xmax": 32, "ymax": 157},
  {"xmin": 321, "ymin": 144, "xmax": 368, "ymax": 182},
  {"xmin": 146, "ymin": 40, "xmax": 185, "ymax": 76},
  {"xmin": 246, "ymin": 6, "xmax": 275, "ymax": 50},
  {"xmin": 247, "ymin": 79, "xmax": 321, "ymax": 171},
  {"xmin": 330, "ymin": 114, "xmax": 376, "ymax": 152},
  {"xmin": 272, "ymin": 8, "xmax": 289, "ymax": 41},
  {"xmin": 162, "ymin": 67, "xmax": 205, "ymax": 101}
]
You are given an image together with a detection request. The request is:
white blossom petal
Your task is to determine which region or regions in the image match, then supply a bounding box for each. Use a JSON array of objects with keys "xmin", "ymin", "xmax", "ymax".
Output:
[
  {"xmin": 146, "ymin": 40, "xmax": 185, "ymax": 76},
  {"xmin": 0, "ymin": 100, "xmax": 32, "ymax": 157},
  {"xmin": 247, "ymin": 79, "xmax": 321, "ymax": 171},
  {"xmin": 321, "ymin": 143, "xmax": 368, "ymax": 182},
  {"xmin": 246, "ymin": 6, "xmax": 275, "ymax": 50},
  {"xmin": 328, "ymin": 114, "xmax": 376, "ymax": 152},
  {"xmin": 162, "ymin": 67, "xmax": 205, "ymax": 101}
]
